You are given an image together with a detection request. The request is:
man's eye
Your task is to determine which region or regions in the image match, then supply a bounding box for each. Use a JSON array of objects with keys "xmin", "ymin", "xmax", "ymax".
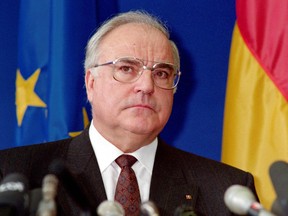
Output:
[
  {"xmin": 116, "ymin": 60, "xmax": 140, "ymax": 74},
  {"xmin": 154, "ymin": 70, "xmax": 170, "ymax": 79},
  {"xmin": 119, "ymin": 65, "xmax": 134, "ymax": 73}
]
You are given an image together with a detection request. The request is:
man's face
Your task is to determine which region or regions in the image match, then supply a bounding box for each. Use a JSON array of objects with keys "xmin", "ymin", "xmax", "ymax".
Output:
[{"xmin": 85, "ymin": 23, "xmax": 175, "ymax": 149}]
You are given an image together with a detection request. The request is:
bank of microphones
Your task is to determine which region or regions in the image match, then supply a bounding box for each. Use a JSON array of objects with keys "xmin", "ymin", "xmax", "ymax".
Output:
[
  {"xmin": 0, "ymin": 173, "xmax": 57, "ymax": 216},
  {"xmin": 224, "ymin": 160, "xmax": 288, "ymax": 216},
  {"xmin": 0, "ymin": 158, "xmax": 202, "ymax": 216},
  {"xmin": 0, "ymin": 159, "xmax": 155, "ymax": 216}
]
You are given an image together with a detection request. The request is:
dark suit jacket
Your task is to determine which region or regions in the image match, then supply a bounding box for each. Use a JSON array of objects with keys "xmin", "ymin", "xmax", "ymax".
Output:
[{"xmin": 0, "ymin": 128, "xmax": 257, "ymax": 215}]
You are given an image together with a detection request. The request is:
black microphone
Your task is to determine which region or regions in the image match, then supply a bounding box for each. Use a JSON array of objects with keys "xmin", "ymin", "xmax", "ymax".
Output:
[
  {"xmin": 140, "ymin": 201, "xmax": 159, "ymax": 216},
  {"xmin": 224, "ymin": 184, "xmax": 275, "ymax": 216},
  {"xmin": 0, "ymin": 173, "xmax": 29, "ymax": 216},
  {"xmin": 96, "ymin": 200, "xmax": 124, "ymax": 216},
  {"xmin": 269, "ymin": 160, "xmax": 288, "ymax": 215},
  {"xmin": 174, "ymin": 205, "xmax": 199, "ymax": 216},
  {"xmin": 28, "ymin": 188, "xmax": 42, "ymax": 216},
  {"xmin": 48, "ymin": 159, "xmax": 92, "ymax": 216},
  {"xmin": 271, "ymin": 198, "xmax": 286, "ymax": 216}
]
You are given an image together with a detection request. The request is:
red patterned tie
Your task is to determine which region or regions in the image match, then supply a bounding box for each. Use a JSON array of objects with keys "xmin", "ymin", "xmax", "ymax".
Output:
[{"xmin": 114, "ymin": 155, "xmax": 141, "ymax": 216}]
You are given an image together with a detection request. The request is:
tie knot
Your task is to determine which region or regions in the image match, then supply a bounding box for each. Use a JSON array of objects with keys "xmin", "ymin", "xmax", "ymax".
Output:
[{"xmin": 115, "ymin": 155, "xmax": 137, "ymax": 168}]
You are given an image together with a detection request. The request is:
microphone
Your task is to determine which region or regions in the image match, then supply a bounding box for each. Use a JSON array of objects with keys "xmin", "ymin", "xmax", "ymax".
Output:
[
  {"xmin": 28, "ymin": 188, "xmax": 42, "ymax": 216},
  {"xmin": 174, "ymin": 205, "xmax": 198, "ymax": 216},
  {"xmin": 36, "ymin": 174, "xmax": 58, "ymax": 216},
  {"xmin": 271, "ymin": 198, "xmax": 286, "ymax": 216},
  {"xmin": 224, "ymin": 184, "xmax": 275, "ymax": 216},
  {"xmin": 96, "ymin": 200, "xmax": 124, "ymax": 216},
  {"xmin": 48, "ymin": 159, "xmax": 92, "ymax": 216},
  {"xmin": 0, "ymin": 173, "xmax": 29, "ymax": 216},
  {"xmin": 140, "ymin": 201, "xmax": 159, "ymax": 216},
  {"xmin": 269, "ymin": 160, "xmax": 288, "ymax": 215}
]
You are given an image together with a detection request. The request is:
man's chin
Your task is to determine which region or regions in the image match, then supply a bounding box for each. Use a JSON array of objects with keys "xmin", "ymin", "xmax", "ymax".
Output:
[
  {"xmin": 119, "ymin": 115, "xmax": 163, "ymax": 134},
  {"xmin": 123, "ymin": 124, "xmax": 158, "ymax": 136}
]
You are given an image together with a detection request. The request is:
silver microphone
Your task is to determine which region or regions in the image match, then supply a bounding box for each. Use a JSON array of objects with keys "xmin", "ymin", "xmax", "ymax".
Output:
[
  {"xmin": 140, "ymin": 201, "xmax": 159, "ymax": 216},
  {"xmin": 97, "ymin": 200, "xmax": 124, "ymax": 216},
  {"xmin": 36, "ymin": 174, "xmax": 58, "ymax": 216},
  {"xmin": 224, "ymin": 184, "xmax": 275, "ymax": 216}
]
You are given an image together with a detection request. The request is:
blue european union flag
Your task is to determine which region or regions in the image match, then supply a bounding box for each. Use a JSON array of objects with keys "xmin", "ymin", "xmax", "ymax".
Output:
[{"xmin": 15, "ymin": 0, "xmax": 111, "ymax": 146}]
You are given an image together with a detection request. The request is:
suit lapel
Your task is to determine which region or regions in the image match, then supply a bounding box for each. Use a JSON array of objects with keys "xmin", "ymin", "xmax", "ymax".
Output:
[
  {"xmin": 150, "ymin": 139, "xmax": 199, "ymax": 215},
  {"xmin": 64, "ymin": 128, "xmax": 107, "ymax": 212}
]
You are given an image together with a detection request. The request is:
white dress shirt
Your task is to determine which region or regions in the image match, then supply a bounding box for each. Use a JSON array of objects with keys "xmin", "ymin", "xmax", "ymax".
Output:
[{"xmin": 89, "ymin": 121, "xmax": 158, "ymax": 202}]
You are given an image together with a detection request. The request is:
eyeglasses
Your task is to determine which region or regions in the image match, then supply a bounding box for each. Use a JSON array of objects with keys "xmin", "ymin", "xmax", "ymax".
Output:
[{"xmin": 93, "ymin": 57, "xmax": 181, "ymax": 90}]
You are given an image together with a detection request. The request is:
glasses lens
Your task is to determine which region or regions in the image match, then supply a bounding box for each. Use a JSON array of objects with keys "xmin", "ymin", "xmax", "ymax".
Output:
[
  {"xmin": 113, "ymin": 58, "xmax": 142, "ymax": 82},
  {"xmin": 152, "ymin": 63, "xmax": 179, "ymax": 89},
  {"xmin": 112, "ymin": 57, "xmax": 180, "ymax": 89}
]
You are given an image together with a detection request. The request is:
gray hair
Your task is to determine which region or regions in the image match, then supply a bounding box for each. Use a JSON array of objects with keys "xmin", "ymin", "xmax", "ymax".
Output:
[{"xmin": 84, "ymin": 10, "xmax": 180, "ymax": 72}]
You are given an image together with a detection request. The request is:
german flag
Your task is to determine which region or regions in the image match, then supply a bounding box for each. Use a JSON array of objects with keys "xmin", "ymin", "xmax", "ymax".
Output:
[{"xmin": 222, "ymin": 0, "xmax": 288, "ymax": 209}]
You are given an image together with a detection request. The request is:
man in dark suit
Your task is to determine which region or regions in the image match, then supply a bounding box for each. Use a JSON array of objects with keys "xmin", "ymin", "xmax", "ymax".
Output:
[{"xmin": 0, "ymin": 11, "xmax": 258, "ymax": 215}]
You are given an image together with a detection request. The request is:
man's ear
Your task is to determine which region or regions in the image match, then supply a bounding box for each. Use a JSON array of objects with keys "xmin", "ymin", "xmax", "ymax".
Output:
[{"xmin": 85, "ymin": 69, "xmax": 94, "ymax": 102}]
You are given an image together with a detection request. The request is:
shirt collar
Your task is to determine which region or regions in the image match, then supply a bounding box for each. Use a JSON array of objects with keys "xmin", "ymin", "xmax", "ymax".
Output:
[{"xmin": 89, "ymin": 121, "xmax": 158, "ymax": 174}]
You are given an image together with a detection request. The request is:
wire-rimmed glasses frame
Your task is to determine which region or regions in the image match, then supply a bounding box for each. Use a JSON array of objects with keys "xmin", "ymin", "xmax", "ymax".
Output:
[{"xmin": 93, "ymin": 56, "xmax": 181, "ymax": 90}]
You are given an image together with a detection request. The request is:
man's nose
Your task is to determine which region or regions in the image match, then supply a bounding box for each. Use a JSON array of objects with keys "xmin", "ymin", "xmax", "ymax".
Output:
[{"xmin": 134, "ymin": 69, "xmax": 155, "ymax": 94}]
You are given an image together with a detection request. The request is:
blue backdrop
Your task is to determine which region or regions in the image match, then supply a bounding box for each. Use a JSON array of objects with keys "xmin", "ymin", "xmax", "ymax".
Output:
[{"xmin": 0, "ymin": 0, "xmax": 236, "ymax": 161}]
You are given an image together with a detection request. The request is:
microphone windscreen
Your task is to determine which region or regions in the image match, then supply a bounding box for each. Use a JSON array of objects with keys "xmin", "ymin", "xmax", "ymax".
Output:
[
  {"xmin": 140, "ymin": 201, "xmax": 159, "ymax": 216},
  {"xmin": 271, "ymin": 198, "xmax": 286, "ymax": 216},
  {"xmin": 97, "ymin": 200, "xmax": 124, "ymax": 216},
  {"xmin": 224, "ymin": 184, "xmax": 255, "ymax": 215},
  {"xmin": 269, "ymin": 160, "xmax": 288, "ymax": 215},
  {"xmin": 42, "ymin": 174, "xmax": 58, "ymax": 199},
  {"xmin": 0, "ymin": 173, "xmax": 29, "ymax": 216},
  {"xmin": 174, "ymin": 205, "xmax": 199, "ymax": 216},
  {"xmin": 269, "ymin": 160, "xmax": 288, "ymax": 199},
  {"xmin": 48, "ymin": 159, "xmax": 91, "ymax": 212},
  {"xmin": 28, "ymin": 188, "xmax": 42, "ymax": 216}
]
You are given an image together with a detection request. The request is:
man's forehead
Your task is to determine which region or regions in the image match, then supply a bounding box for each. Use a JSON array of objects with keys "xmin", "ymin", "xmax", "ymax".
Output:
[
  {"xmin": 98, "ymin": 24, "xmax": 173, "ymax": 62},
  {"xmin": 100, "ymin": 23, "xmax": 166, "ymax": 45}
]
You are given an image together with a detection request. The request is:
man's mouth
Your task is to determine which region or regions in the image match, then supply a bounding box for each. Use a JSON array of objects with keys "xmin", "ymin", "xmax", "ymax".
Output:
[{"xmin": 127, "ymin": 104, "xmax": 154, "ymax": 111}]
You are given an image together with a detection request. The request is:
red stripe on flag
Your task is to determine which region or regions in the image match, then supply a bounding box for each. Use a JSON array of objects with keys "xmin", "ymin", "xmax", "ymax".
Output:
[{"xmin": 236, "ymin": 0, "xmax": 288, "ymax": 100}]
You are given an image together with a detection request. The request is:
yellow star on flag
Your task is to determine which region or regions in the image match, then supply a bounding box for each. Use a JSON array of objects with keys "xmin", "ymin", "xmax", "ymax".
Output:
[
  {"xmin": 16, "ymin": 68, "xmax": 47, "ymax": 126},
  {"xmin": 69, "ymin": 107, "xmax": 90, "ymax": 137}
]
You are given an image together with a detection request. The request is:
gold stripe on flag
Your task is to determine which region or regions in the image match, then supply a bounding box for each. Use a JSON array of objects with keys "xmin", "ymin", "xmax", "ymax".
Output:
[{"xmin": 222, "ymin": 24, "xmax": 288, "ymax": 209}]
